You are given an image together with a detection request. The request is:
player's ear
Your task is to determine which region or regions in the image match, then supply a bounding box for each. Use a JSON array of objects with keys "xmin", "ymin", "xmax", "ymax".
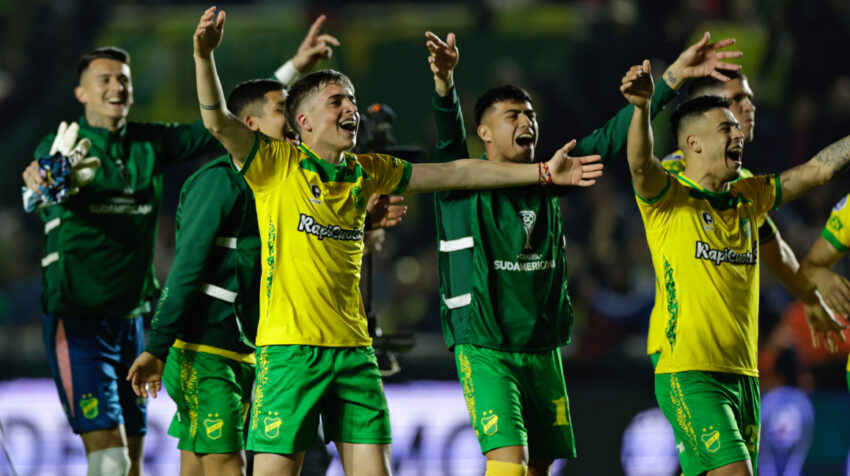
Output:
[
  {"xmin": 686, "ymin": 135, "xmax": 701, "ymax": 154},
  {"xmin": 477, "ymin": 124, "xmax": 492, "ymax": 143},
  {"xmin": 74, "ymin": 86, "xmax": 88, "ymax": 105},
  {"xmin": 243, "ymin": 114, "xmax": 261, "ymax": 132},
  {"xmin": 297, "ymin": 112, "xmax": 311, "ymax": 133}
]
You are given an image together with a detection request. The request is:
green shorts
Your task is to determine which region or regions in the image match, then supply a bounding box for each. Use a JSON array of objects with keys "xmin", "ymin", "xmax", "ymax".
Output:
[
  {"xmin": 454, "ymin": 344, "xmax": 576, "ymax": 460},
  {"xmin": 163, "ymin": 347, "xmax": 254, "ymax": 454},
  {"xmin": 655, "ymin": 371, "xmax": 760, "ymax": 476},
  {"xmin": 247, "ymin": 345, "xmax": 391, "ymax": 455}
]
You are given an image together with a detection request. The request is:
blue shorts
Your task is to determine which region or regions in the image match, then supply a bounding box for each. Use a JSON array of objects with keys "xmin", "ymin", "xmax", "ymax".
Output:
[{"xmin": 43, "ymin": 313, "xmax": 147, "ymax": 435}]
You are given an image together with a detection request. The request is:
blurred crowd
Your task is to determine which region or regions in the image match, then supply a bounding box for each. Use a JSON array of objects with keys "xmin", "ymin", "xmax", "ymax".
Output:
[{"xmin": 0, "ymin": 0, "xmax": 849, "ymax": 389}]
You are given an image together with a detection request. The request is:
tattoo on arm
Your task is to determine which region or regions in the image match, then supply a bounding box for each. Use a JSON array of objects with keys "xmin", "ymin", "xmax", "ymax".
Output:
[
  {"xmin": 664, "ymin": 70, "xmax": 678, "ymax": 88},
  {"xmin": 814, "ymin": 135, "xmax": 850, "ymax": 176}
]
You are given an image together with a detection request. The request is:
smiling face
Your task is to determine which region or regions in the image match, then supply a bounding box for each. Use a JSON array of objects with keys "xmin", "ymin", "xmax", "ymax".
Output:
[
  {"xmin": 297, "ymin": 82, "xmax": 360, "ymax": 156},
  {"xmin": 477, "ymin": 99, "xmax": 538, "ymax": 163},
  {"xmin": 692, "ymin": 107, "xmax": 745, "ymax": 182},
  {"xmin": 74, "ymin": 58, "xmax": 133, "ymax": 130}
]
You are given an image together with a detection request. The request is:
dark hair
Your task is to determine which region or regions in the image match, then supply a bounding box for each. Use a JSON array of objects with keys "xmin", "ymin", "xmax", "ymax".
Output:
[
  {"xmin": 76, "ymin": 47, "xmax": 130, "ymax": 82},
  {"xmin": 473, "ymin": 85, "xmax": 533, "ymax": 126},
  {"xmin": 284, "ymin": 69, "xmax": 355, "ymax": 134},
  {"xmin": 685, "ymin": 71, "xmax": 744, "ymax": 100},
  {"xmin": 227, "ymin": 79, "xmax": 286, "ymax": 117},
  {"xmin": 670, "ymin": 95, "xmax": 731, "ymax": 144}
]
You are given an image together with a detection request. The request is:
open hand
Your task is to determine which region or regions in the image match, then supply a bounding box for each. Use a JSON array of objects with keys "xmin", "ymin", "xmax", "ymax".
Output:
[
  {"xmin": 803, "ymin": 297, "xmax": 846, "ymax": 354},
  {"xmin": 547, "ymin": 139, "xmax": 603, "ymax": 187},
  {"xmin": 665, "ymin": 32, "xmax": 743, "ymax": 88},
  {"xmin": 291, "ymin": 15, "xmax": 340, "ymax": 73},
  {"xmin": 425, "ymin": 31, "xmax": 458, "ymax": 95},
  {"xmin": 194, "ymin": 6, "xmax": 225, "ymax": 58},
  {"xmin": 367, "ymin": 194, "xmax": 407, "ymax": 229},
  {"xmin": 126, "ymin": 351, "xmax": 165, "ymax": 399}
]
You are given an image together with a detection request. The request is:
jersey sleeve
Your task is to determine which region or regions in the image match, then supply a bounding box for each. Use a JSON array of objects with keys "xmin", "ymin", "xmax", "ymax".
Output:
[
  {"xmin": 733, "ymin": 174, "xmax": 781, "ymax": 219},
  {"xmin": 238, "ymin": 132, "xmax": 299, "ymax": 194},
  {"xmin": 360, "ymin": 153, "xmax": 413, "ymax": 195},
  {"xmin": 634, "ymin": 173, "xmax": 676, "ymax": 229},
  {"xmin": 432, "ymin": 87, "xmax": 474, "ymax": 202},
  {"xmin": 151, "ymin": 119, "xmax": 221, "ymax": 166},
  {"xmin": 145, "ymin": 167, "xmax": 240, "ymax": 360},
  {"xmin": 821, "ymin": 194, "xmax": 850, "ymax": 252}
]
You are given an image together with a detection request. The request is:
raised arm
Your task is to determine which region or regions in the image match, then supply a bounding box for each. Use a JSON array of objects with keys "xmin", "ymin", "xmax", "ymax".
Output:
[
  {"xmin": 574, "ymin": 32, "xmax": 742, "ymax": 160},
  {"xmin": 193, "ymin": 6, "xmax": 256, "ymax": 166},
  {"xmin": 778, "ymin": 136, "xmax": 850, "ymax": 204},
  {"xmin": 623, "ymin": 60, "xmax": 668, "ymax": 199},
  {"xmin": 275, "ymin": 14, "xmax": 340, "ymax": 86},
  {"xmin": 405, "ymin": 139, "xmax": 602, "ymax": 194}
]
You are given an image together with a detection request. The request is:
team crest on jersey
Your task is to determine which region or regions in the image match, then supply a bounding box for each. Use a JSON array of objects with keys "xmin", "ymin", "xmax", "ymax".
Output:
[
  {"xmin": 701, "ymin": 426, "xmax": 721, "ymax": 452},
  {"xmin": 351, "ymin": 185, "xmax": 365, "ymax": 209},
  {"xmin": 80, "ymin": 394, "xmax": 99, "ymax": 420},
  {"xmin": 828, "ymin": 215, "xmax": 843, "ymax": 233},
  {"xmin": 310, "ymin": 184, "xmax": 322, "ymax": 204},
  {"xmin": 264, "ymin": 411, "xmax": 282, "ymax": 439},
  {"xmin": 481, "ymin": 410, "xmax": 499, "ymax": 436},
  {"xmin": 834, "ymin": 195, "xmax": 848, "ymax": 212},
  {"xmin": 700, "ymin": 211, "xmax": 714, "ymax": 231},
  {"xmin": 204, "ymin": 414, "xmax": 224, "ymax": 440},
  {"xmin": 518, "ymin": 210, "xmax": 537, "ymax": 250}
]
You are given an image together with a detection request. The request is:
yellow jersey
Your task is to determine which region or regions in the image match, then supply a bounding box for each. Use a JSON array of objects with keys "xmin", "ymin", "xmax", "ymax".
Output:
[
  {"xmin": 646, "ymin": 151, "xmax": 763, "ymax": 357},
  {"xmin": 239, "ymin": 134, "xmax": 412, "ymax": 347},
  {"xmin": 637, "ymin": 172, "xmax": 780, "ymax": 376}
]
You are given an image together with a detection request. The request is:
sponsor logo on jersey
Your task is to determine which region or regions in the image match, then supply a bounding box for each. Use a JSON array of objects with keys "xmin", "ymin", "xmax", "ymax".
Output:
[
  {"xmin": 481, "ymin": 411, "xmax": 499, "ymax": 436},
  {"xmin": 80, "ymin": 394, "xmax": 99, "ymax": 420},
  {"xmin": 89, "ymin": 201, "xmax": 153, "ymax": 215},
  {"xmin": 694, "ymin": 241, "xmax": 757, "ymax": 265},
  {"xmin": 701, "ymin": 427, "xmax": 721, "ymax": 452},
  {"xmin": 310, "ymin": 184, "xmax": 322, "ymax": 204},
  {"xmin": 297, "ymin": 213, "xmax": 364, "ymax": 241},
  {"xmin": 204, "ymin": 414, "xmax": 224, "ymax": 440},
  {"xmin": 264, "ymin": 411, "xmax": 281, "ymax": 439},
  {"xmin": 700, "ymin": 211, "xmax": 714, "ymax": 231},
  {"xmin": 518, "ymin": 210, "xmax": 537, "ymax": 250}
]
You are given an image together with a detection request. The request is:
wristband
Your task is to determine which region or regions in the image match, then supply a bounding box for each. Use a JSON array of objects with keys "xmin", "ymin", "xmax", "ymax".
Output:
[{"xmin": 538, "ymin": 162, "xmax": 552, "ymax": 186}]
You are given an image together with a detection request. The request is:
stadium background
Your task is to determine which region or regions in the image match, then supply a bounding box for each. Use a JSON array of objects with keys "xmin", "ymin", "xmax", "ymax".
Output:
[{"xmin": 0, "ymin": 0, "xmax": 849, "ymax": 474}]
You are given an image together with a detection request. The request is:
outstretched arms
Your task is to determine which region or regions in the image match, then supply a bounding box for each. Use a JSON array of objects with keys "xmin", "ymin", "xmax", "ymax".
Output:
[
  {"xmin": 778, "ymin": 136, "xmax": 850, "ymax": 204},
  {"xmin": 405, "ymin": 139, "xmax": 602, "ymax": 194},
  {"xmin": 193, "ymin": 6, "xmax": 256, "ymax": 166},
  {"xmin": 574, "ymin": 32, "xmax": 741, "ymax": 160},
  {"xmin": 623, "ymin": 60, "xmax": 668, "ymax": 200}
]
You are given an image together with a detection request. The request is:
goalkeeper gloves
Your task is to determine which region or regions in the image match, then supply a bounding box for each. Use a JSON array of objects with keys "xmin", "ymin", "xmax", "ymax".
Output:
[{"xmin": 22, "ymin": 121, "xmax": 101, "ymax": 212}]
